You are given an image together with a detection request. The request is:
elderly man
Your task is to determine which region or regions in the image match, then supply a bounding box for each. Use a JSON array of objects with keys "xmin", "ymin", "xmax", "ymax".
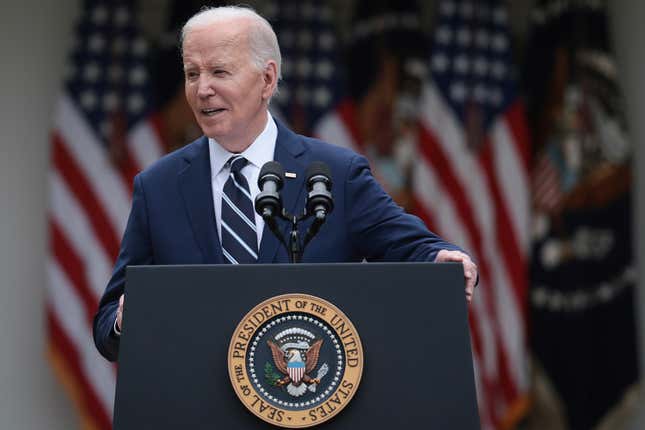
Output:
[{"xmin": 93, "ymin": 6, "xmax": 477, "ymax": 362}]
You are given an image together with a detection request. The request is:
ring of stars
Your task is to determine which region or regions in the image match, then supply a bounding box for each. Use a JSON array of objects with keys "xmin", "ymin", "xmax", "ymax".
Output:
[{"xmin": 248, "ymin": 313, "xmax": 344, "ymax": 410}]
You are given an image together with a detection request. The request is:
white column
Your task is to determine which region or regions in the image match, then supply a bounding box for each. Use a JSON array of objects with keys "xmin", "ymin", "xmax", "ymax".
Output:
[
  {"xmin": 608, "ymin": 2, "xmax": 645, "ymax": 429},
  {"xmin": 0, "ymin": 1, "xmax": 80, "ymax": 429}
]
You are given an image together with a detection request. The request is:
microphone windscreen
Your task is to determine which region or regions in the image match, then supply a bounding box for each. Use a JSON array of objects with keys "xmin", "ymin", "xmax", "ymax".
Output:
[
  {"xmin": 305, "ymin": 161, "xmax": 332, "ymax": 186},
  {"xmin": 258, "ymin": 161, "xmax": 285, "ymax": 187}
]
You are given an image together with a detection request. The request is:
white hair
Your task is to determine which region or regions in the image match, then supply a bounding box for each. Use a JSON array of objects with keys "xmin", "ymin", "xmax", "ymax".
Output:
[{"xmin": 181, "ymin": 6, "xmax": 282, "ymax": 83}]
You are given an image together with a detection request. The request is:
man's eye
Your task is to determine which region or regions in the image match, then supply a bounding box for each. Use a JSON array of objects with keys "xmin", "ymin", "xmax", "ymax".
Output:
[
  {"xmin": 185, "ymin": 71, "xmax": 198, "ymax": 80},
  {"xmin": 213, "ymin": 69, "xmax": 226, "ymax": 76}
]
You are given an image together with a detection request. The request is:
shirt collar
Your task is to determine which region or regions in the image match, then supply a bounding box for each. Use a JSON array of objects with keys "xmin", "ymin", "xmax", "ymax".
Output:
[{"xmin": 208, "ymin": 111, "xmax": 277, "ymax": 178}]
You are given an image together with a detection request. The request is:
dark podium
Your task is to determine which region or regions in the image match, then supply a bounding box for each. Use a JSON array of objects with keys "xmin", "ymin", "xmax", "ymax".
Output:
[{"xmin": 114, "ymin": 263, "xmax": 480, "ymax": 429}]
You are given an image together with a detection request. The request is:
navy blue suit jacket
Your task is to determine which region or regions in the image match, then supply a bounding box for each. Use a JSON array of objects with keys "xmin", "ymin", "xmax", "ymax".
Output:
[{"xmin": 93, "ymin": 121, "xmax": 461, "ymax": 361}]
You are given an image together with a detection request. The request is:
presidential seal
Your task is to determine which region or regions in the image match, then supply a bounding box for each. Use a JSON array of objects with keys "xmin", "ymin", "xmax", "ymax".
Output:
[{"xmin": 228, "ymin": 294, "xmax": 363, "ymax": 428}]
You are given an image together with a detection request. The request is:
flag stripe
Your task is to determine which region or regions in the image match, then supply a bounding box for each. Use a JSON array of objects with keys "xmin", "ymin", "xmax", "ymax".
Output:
[
  {"xmin": 471, "ymin": 352, "xmax": 494, "ymax": 430},
  {"xmin": 48, "ymin": 260, "xmax": 116, "ymax": 414},
  {"xmin": 147, "ymin": 112, "xmax": 170, "ymax": 153},
  {"xmin": 336, "ymin": 100, "xmax": 362, "ymax": 144},
  {"xmin": 410, "ymin": 195, "xmax": 437, "ymax": 233},
  {"xmin": 413, "ymin": 160, "xmax": 471, "ymax": 251},
  {"xmin": 128, "ymin": 122, "xmax": 165, "ymax": 171},
  {"xmin": 313, "ymin": 108, "xmax": 356, "ymax": 154},
  {"xmin": 49, "ymin": 170, "xmax": 113, "ymax": 299},
  {"xmin": 489, "ymin": 125, "xmax": 531, "ymax": 396},
  {"xmin": 55, "ymin": 95, "xmax": 131, "ymax": 235},
  {"xmin": 47, "ymin": 338, "xmax": 103, "ymax": 430},
  {"xmin": 501, "ymin": 102, "xmax": 531, "ymax": 171},
  {"xmin": 47, "ymin": 309, "xmax": 112, "ymax": 430},
  {"xmin": 52, "ymin": 133, "xmax": 120, "ymax": 261},
  {"xmin": 466, "ymin": 292, "xmax": 501, "ymax": 426},
  {"xmin": 115, "ymin": 142, "xmax": 140, "ymax": 197},
  {"xmin": 469, "ymin": 311, "xmax": 499, "ymax": 430},
  {"xmin": 491, "ymin": 114, "xmax": 531, "ymax": 253},
  {"xmin": 480, "ymin": 140, "xmax": 527, "ymax": 311},
  {"xmin": 50, "ymin": 220, "xmax": 98, "ymax": 326},
  {"xmin": 416, "ymin": 125, "xmax": 485, "ymax": 256}
]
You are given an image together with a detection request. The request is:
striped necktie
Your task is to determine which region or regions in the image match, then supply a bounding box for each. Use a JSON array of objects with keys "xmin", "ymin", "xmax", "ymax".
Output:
[{"xmin": 221, "ymin": 155, "xmax": 258, "ymax": 264}]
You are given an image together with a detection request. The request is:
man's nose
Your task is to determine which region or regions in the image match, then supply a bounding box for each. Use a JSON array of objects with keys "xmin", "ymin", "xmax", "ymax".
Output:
[{"xmin": 197, "ymin": 75, "xmax": 215, "ymax": 98}]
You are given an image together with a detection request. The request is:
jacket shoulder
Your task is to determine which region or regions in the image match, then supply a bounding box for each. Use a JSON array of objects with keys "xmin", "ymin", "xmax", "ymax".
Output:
[{"xmin": 298, "ymin": 135, "xmax": 363, "ymax": 167}]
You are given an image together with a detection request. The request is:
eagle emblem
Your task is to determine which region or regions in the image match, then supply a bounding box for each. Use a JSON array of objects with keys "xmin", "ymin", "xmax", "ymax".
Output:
[
  {"xmin": 266, "ymin": 328, "xmax": 328, "ymax": 397},
  {"xmin": 229, "ymin": 294, "xmax": 364, "ymax": 427}
]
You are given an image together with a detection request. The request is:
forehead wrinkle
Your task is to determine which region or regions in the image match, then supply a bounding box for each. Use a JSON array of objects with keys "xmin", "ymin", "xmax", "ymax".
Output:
[
  {"xmin": 184, "ymin": 17, "xmax": 251, "ymax": 50},
  {"xmin": 182, "ymin": 27, "xmax": 251, "ymax": 69}
]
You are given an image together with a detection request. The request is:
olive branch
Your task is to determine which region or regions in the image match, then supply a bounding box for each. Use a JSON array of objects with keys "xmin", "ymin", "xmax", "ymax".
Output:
[{"xmin": 264, "ymin": 362, "xmax": 282, "ymax": 386}]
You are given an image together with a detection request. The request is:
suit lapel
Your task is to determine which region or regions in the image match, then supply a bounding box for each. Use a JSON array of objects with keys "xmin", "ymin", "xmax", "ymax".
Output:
[
  {"xmin": 257, "ymin": 121, "xmax": 308, "ymax": 263},
  {"xmin": 178, "ymin": 137, "xmax": 223, "ymax": 264}
]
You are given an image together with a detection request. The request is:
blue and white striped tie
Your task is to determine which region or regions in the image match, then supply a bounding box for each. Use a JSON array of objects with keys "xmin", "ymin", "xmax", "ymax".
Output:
[{"xmin": 221, "ymin": 156, "xmax": 258, "ymax": 264}]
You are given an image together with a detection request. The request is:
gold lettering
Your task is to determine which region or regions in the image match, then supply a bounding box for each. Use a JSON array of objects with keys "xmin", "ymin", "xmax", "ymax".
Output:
[
  {"xmin": 270, "ymin": 301, "xmax": 284, "ymax": 315},
  {"xmin": 338, "ymin": 387, "xmax": 350, "ymax": 398},
  {"xmin": 324, "ymin": 400, "xmax": 338, "ymax": 413},
  {"xmin": 242, "ymin": 322, "xmax": 255, "ymax": 338},
  {"xmin": 258, "ymin": 400, "xmax": 270, "ymax": 413},
  {"xmin": 315, "ymin": 405, "xmax": 328, "ymax": 417},
  {"xmin": 309, "ymin": 302, "xmax": 327, "ymax": 315},
  {"xmin": 251, "ymin": 311, "xmax": 266, "ymax": 326},
  {"xmin": 234, "ymin": 365, "xmax": 244, "ymax": 383}
]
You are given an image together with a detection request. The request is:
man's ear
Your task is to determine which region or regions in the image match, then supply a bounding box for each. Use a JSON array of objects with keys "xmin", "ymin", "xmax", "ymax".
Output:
[{"xmin": 261, "ymin": 60, "xmax": 278, "ymax": 100}]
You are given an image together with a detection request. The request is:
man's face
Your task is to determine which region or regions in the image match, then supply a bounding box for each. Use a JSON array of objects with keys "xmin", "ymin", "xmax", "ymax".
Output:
[{"xmin": 182, "ymin": 20, "xmax": 275, "ymax": 152}]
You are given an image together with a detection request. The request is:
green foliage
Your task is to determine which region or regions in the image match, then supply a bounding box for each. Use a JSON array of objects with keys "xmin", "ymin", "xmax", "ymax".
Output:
[{"xmin": 264, "ymin": 362, "xmax": 282, "ymax": 386}]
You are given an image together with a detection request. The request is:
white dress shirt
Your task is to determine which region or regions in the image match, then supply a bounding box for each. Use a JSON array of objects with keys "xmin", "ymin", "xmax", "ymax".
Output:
[{"xmin": 208, "ymin": 112, "xmax": 277, "ymax": 248}]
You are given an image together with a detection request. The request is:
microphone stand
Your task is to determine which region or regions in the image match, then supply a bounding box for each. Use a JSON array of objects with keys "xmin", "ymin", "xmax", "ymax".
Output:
[
  {"xmin": 267, "ymin": 209, "xmax": 327, "ymax": 264},
  {"xmin": 288, "ymin": 214, "xmax": 302, "ymax": 264},
  {"xmin": 257, "ymin": 161, "xmax": 332, "ymax": 264}
]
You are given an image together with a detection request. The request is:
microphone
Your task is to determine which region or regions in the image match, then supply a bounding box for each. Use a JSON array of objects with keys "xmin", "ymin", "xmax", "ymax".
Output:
[
  {"xmin": 305, "ymin": 161, "xmax": 333, "ymax": 220},
  {"xmin": 255, "ymin": 161, "xmax": 285, "ymax": 220}
]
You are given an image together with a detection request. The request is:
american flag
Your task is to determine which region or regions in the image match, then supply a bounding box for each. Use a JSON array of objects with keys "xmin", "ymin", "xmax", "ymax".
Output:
[
  {"xmin": 313, "ymin": 1, "xmax": 531, "ymax": 429},
  {"xmin": 47, "ymin": 1, "xmax": 165, "ymax": 428},
  {"xmin": 419, "ymin": 2, "xmax": 531, "ymax": 428},
  {"xmin": 532, "ymin": 147, "xmax": 563, "ymax": 213},
  {"xmin": 264, "ymin": 0, "xmax": 344, "ymax": 135}
]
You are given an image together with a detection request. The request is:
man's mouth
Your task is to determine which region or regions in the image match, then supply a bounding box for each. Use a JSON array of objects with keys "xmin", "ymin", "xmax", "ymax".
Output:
[{"xmin": 201, "ymin": 108, "xmax": 226, "ymax": 116}]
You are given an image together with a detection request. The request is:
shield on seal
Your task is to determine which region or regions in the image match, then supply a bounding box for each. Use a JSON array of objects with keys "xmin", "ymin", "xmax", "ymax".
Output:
[{"xmin": 287, "ymin": 361, "xmax": 305, "ymax": 384}]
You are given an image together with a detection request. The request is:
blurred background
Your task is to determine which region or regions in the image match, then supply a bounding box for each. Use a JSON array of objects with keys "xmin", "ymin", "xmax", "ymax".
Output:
[{"xmin": 1, "ymin": 0, "xmax": 643, "ymax": 429}]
